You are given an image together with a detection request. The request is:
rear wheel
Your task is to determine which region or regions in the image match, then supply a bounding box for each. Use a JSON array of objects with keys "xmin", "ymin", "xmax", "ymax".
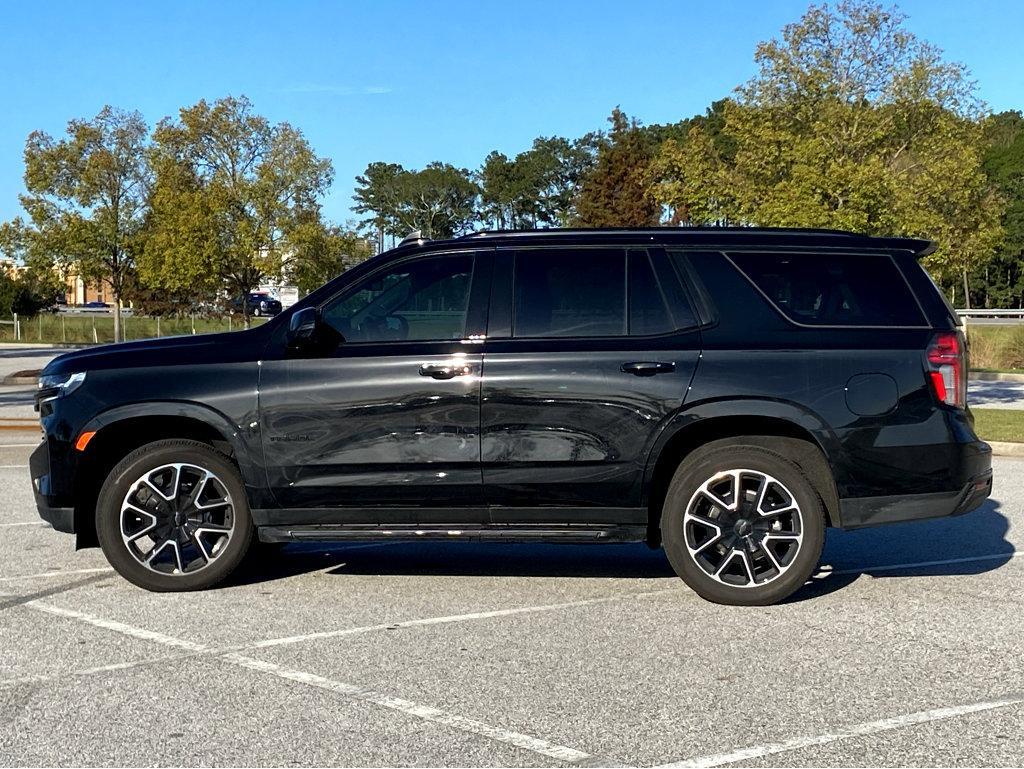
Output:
[
  {"xmin": 96, "ymin": 439, "xmax": 254, "ymax": 591},
  {"xmin": 661, "ymin": 439, "xmax": 825, "ymax": 605}
]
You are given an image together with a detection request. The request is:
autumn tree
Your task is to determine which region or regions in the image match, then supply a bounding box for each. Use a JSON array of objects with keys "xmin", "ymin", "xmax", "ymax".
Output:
[
  {"xmin": 9, "ymin": 106, "xmax": 150, "ymax": 340},
  {"xmin": 575, "ymin": 108, "xmax": 660, "ymax": 227},
  {"xmin": 652, "ymin": 1, "xmax": 1004, "ymax": 303},
  {"xmin": 141, "ymin": 96, "xmax": 334, "ymax": 325}
]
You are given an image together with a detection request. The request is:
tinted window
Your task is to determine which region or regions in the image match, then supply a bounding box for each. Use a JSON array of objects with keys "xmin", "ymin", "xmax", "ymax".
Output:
[
  {"xmin": 323, "ymin": 254, "xmax": 473, "ymax": 342},
  {"xmin": 513, "ymin": 249, "xmax": 626, "ymax": 338},
  {"xmin": 729, "ymin": 252, "xmax": 925, "ymax": 327},
  {"xmin": 629, "ymin": 250, "xmax": 683, "ymax": 335}
]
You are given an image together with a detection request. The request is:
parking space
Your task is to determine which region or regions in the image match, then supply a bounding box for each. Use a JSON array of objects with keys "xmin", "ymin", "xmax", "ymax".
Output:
[{"xmin": 2, "ymin": 439, "xmax": 1023, "ymax": 767}]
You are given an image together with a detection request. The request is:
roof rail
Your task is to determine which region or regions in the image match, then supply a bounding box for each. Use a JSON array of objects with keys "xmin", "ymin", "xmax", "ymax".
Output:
[{"xmin": 459, "ymin": 226, "xmax": 866, "ymax": 239}]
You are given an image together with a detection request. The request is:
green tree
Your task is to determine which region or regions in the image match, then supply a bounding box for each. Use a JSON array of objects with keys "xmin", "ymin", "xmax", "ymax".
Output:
[
  {"xmin": 352, "ymin": 161, "xmax": 405, "ymax": 251},
  {"xmin": 0, "ymin": 218, "xmax": 70, "ymax": 308},
  {"xmin": 478, "ymin": 150, "xmax": 531, "ymax": 229},
  {"xmin": 398, "ymin": 163, "xmax": 480, "ymax": 239},
  {"xmin": 11, "ymin": 106, "xmax": 150, "ymax": 340},
  {"xmin": 652, "ymin": 1, "xmax": 1004, "ymax": 303},
  {"xmin": 141, "ymin": 96, "xmax": 334, "ymax": 325},
  {"xmin": 353, "ymin": 162, "xmax": 479, "ymax": 242},
  {"xmin": 287, "ymin": 222, "xmax": 373, "ymax": 294},
  {"xmin": 575, "ymin": 108, "xmax": 660, "ymax": 227},
  {"xmin": 969, "ymin": 111, "xmax": 1024, "ymax": 307}
]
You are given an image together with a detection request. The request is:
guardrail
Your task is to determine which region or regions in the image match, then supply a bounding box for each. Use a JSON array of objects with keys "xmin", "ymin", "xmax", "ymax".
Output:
[
  {"xmin": 957, "ymin": 309, "xmax": 1024, "ymax": 325},
  {"xmin": 957, "ymin": 309, "xmax": 1024, "ymax": 317}
]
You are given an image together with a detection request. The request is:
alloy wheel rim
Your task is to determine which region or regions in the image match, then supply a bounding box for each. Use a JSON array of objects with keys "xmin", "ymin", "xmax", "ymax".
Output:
[
  {"xmin": 683, "ymin": 469, "xmax": 803, "ymax": 588},
  {"xmin": 120, "ymin": 462, "xmax": 235, "ymax": 575}
]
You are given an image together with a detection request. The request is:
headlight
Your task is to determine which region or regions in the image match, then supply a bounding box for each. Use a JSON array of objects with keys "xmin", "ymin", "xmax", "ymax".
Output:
[{"xmin": 38, "ymin": 371, "xmax": 87, "ymax": 401}]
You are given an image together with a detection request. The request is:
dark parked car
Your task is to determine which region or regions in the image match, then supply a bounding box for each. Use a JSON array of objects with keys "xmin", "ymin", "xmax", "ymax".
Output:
[
  {"xmin": 30, "ymin": 228, "xmax": 991, "ymax": 604},
  {"xmin": 235, "ymin": 292, "xmax": 282, "ymax": 317}
]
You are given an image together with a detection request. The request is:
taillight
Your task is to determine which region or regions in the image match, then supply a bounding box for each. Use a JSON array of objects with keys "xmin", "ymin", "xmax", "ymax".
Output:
[{"xmin": 926, "ymin": 330, "xmax": 967, "ymax": 408}]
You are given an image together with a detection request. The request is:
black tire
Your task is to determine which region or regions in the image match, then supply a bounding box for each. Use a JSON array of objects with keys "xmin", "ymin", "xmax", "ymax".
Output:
[
  {"xmin": 95, "ymin": 439, "xmax": 254, "ymax": 592},
  {"xmin": 661, "ymin": 438, "xmax": 825, "ymax": 606}
]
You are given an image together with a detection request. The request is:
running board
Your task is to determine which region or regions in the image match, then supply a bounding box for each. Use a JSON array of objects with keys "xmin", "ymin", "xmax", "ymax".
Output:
[{"xmin": 258, "ymin": 524, "xmax": 647, "ymax": 545}]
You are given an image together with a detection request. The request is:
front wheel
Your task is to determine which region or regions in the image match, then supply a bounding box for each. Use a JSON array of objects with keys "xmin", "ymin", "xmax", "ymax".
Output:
[
  {"xmin": 96, "ymin": 439, "xmax": 254, "ymax": 591},
  {"xmin": 661, "ymin": 440, "xmax": 825, "ymax": 606}
]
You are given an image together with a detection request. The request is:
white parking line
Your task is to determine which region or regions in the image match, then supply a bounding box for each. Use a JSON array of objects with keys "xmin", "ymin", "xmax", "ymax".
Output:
[
  {"xmin": 224, "ymin": 651, "xmax": 590, "ymax": 762},
  {"xmin": 0, "ymin": 443, "xmax": 41, "ymax": 448},
  {"xmin": 0, "ymin": 520, "xmax": 45, "ymax": 527},
  {"xmin": 23, "ymin": 599, "xmax": 593, "ymax": 764},
  {"xmin": 245, "ymin": 588, "xmax": 681, "ymax": 651},
  {"xmin": 655, "ymin": 696, "xmax": 1024, "ymax": 768},
  {"xmin": 0, "ymin": 464, "xmax": 28, "ymax": 468},
  {"xmin": 0, "ymin": 567, "xmax": 113, "ymax": 582},
  {"xmin": 27, "ymin": 601, "xmax": 210, "ymax": 652}
]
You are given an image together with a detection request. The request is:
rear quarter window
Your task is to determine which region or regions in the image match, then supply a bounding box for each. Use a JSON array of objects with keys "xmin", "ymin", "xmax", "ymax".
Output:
[{"xmin": 728, "ymin": 252, "xmax": 927, "ymax": 327}]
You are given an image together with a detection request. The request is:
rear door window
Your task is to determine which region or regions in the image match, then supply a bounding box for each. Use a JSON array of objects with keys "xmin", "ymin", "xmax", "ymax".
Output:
[
  {"xmin": 513, "ymin": 249, "xmax": 626, "ymax": 338},
  {"xmin": 728, "ymin": 252, "xmax": 926, "ymax": 327}
]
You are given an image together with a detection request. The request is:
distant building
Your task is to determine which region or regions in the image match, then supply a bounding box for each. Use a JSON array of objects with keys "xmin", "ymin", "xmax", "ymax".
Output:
[{"xmin": 66, "ymin": 274, "xmax": 108, "ymax": 305}]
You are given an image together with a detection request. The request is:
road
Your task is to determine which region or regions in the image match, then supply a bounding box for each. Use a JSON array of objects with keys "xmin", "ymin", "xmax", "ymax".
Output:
[{"xmin": 1, "ymin": 429, "xmax": 1022, "ymax": 766}]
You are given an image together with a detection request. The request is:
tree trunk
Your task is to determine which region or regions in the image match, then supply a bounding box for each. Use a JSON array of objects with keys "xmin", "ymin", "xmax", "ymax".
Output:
[
  {"xmin": 113, "ymin": 301, "xmax": 122, "ymax": 343},
  {"xmin": 962, "ymin": 269, "xmax": 971, "ymax": 310}
]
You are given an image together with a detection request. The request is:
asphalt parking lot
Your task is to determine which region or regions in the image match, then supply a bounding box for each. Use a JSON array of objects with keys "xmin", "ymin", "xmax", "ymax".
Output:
[{"xmin": 1, "ymin": 439, "xmax": 1022, "ymax": 767}]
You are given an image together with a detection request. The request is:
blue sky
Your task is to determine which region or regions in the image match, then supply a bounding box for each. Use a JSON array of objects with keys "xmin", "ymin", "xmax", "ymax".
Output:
[{"xmin": 2, "ymin": 0, "xmax": 1023, "ymax": 227}]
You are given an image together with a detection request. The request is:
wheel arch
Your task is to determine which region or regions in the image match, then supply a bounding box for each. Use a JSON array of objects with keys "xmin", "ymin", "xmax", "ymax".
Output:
[
  {"xmin": 72, "ymin": 402, "xmax": 261, "ymax": 548},
  {"xmin": 643, "ymin": 402, "xmax": 842, "ymax": 544}
]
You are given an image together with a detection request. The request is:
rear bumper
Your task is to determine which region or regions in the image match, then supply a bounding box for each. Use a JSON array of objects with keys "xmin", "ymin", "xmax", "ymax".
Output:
[{"xmin": 838, "ymin": 444, "xmax": 992, "ymax": 530}]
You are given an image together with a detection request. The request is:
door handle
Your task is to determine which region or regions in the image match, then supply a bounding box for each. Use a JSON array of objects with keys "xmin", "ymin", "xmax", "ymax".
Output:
[
  {"xmin": 621, "ymin": 361, "xmax": 676, "ymax": 376},
  {"xmin": 419, "ymin": 362, "xmax": 472, "ymax": 380}
]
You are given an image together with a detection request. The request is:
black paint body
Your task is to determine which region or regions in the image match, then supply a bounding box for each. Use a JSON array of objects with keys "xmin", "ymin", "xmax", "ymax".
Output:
[{"xmin": 30, "ymin": 228, "xmax": 992, "ymax": 542}]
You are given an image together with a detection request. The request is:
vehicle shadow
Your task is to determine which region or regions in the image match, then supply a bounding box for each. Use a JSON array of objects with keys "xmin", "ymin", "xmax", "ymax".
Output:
[
  {"xmin": 789, "ymin": 497, "xmax": 1014, "ymax": 601},
  {"xmin": 228, "ymin": 499, "xmax": 1015, "ymax": 598},
  {"xmin": 231, "ymin": 539, "xmax": 677, "ymax": 584},
  {"xmin": 966, "ymin": 381, "xmax": 1024, "ymax": 407}
]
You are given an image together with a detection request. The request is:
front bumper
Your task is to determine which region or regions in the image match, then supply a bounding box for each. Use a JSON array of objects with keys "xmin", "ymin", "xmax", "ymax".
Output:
[{"xmin": 30, "ymin": 439, "xmax": 76, "ymax": 534}]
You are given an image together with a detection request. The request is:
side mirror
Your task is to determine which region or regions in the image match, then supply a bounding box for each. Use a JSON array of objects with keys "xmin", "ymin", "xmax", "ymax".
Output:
[
  {"xmin": 287, "ymin": 307, "xmax": 320, "ymax": 349},
  {"xmin": 286, "ymin": 307, "xmax": 344, "ymax": 355}
]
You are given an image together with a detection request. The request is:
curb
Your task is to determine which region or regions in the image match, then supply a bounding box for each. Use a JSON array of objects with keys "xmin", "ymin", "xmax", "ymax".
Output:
[
  {"xmin": 988, "ymin": 440, "xmax": 1024, "ymax": 457},
  {"xmin": 971, "ymin": 371, "xmax": 1024, "ymax": 383},
  {"xmin": 0, "ymin": 418, "xmax": 38, "ymax": 433},
  {"xmin": 2, "ymin": 369, "xmax": 40, "ymax": 386},
  {"xmin": 0, "ymin": 342, "xmax": 82, "ymax": 350}
]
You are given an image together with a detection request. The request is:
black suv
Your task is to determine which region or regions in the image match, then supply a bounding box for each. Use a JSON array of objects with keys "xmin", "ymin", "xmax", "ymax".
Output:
[
  {"xmin": 30, "ymin": 228, "xmax": 992, "ymax": 605},
  {"xmin": 235, "ymin": 292, "xmax": 283, "ymax": 317}
]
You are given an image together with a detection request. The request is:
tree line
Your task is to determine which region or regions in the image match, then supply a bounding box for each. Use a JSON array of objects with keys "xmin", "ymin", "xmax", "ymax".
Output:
[
  {"xmin": 3, "ymin": 1, "xmax": 1024, "ymax": 345},
  {"xmin": 352, "ymin": 1, "xmax": 1024, "ymax": 309}
]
